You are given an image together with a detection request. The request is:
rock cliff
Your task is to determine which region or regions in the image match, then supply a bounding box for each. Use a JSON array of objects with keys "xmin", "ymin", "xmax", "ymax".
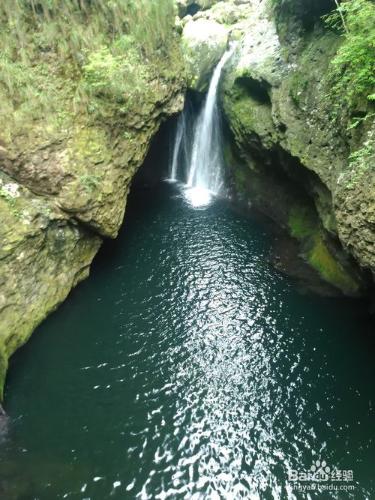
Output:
[
  {"xmin": 0, "ymin": 4, "xmax": 185, "ymax": 401},
  {"xmin": 180, "ymin": 0, "xmax": 374, "ymax": 294}
]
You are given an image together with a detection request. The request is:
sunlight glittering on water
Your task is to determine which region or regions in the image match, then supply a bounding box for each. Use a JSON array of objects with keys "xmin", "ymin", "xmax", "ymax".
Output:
[{"xmin": 2, "ymin": 183, "xmax": 374, "ymax": 499}]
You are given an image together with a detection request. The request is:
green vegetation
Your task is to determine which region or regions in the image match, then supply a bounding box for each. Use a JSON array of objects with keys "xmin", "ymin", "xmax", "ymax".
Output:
[
  {"xmin": 0, "ymin": 187, "xmax": 16, "ymax": 207},
  {"xmin": 324, "ymin": 0, "xmax": 375, "ymax": 105},
  {"xmin": 346, "ymin": 127, "xmax": 375, "ymax": 187},
  {"xmin": 288, "ymin": 205, "xmax": 317, "ymax": 239},
  {"xmin": 0, "ymin": 0, "xmax": 177, "ymax": 138},
  {"xmin": 307, "ymin": 233, "xmax": 360, "ymax": 294},
  {"xmin": 0, "ymin": 185, "xmax": 23, "ymax": 220},
  {"xmin": 323, "ymin": 0, "xmax": 375, "ymax": 187},
  {"xmin": 79, "ymin": 174, "xmax": 101, "ymax": 192},
  {"xmin": 288, "ymin": 203, "xmax": 360, "ymax": 294},
  {"xmin": 82, "ymin": 41, "xmax": 150, "ymax": 108},
  {"xmin": 0, "ymin": 0, "xmax": 176, "ymax": 65}
]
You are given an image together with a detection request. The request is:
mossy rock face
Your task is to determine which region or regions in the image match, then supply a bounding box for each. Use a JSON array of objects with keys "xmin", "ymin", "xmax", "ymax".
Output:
[
  {"xmin": 288, "ymin": 205, "xmax": 317, "ymax": 240},
  {"xmin": 182, "ymin": 18, "xmax": 228, "ymax": 92},
  {"xmin": 0, "ymin": 171, "xmax": 102, "ymax": 398},
  {"xmin": 1, "ymin": 36, "xmax": 185, "ymax": 238},
  {"xmin": 334, "ymin": 124, "xmax": 375, "ymax": 270},
  {"xmin": 287, "ymin": 205, "xmax": 362, "ymax": 295},
  {"xmin": 220, "ymin": 0, "xmax": 374, "ymax": 290},
  {"xmin": 0, "ymin": 28, "xmax": 185, "ymax": 401},
  {"xmin": 306, "ymin": 233, "xmax": 361, "ymax": 295},
  {"xmin": 272, "ymin": 0, "xmax": 336, "ymax": 43},
  {"xmin": 179, "ymin": 0, "xmax": 259, "ymax": 92},
  {"xmin": 223, "ymin": 79, "xmax": 278, "ymax": 150},
  {"xmin": 226, "ymin": 140, "xmax": 364, "ymax": 295}
]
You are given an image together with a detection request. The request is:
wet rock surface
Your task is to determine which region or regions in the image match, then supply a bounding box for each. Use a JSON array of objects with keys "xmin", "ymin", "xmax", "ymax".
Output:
[
  {"xmin": 0, "ymin": 37, "xmax": 185, "ymax": 400},
  {"xmin": 216, "ymin": 0, "xmax": 374, "ymax": 293}
]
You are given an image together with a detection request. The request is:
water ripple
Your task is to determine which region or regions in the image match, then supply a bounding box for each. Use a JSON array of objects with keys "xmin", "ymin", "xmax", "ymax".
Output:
[{"xmin": 1, "ymin": 184, "xmax": 374, "ymax": 499}]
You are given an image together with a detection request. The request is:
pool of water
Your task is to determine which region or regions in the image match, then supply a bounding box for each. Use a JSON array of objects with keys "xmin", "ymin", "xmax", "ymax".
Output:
[{"xmin": 1, "ymin": 182, "xmax": 374, "ymax": 499}]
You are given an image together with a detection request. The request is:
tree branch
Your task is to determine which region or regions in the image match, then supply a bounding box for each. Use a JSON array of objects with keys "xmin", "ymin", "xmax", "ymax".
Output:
[{"xmin": 334, "ymin": 0, "xmax": 349, "ymax": 34}]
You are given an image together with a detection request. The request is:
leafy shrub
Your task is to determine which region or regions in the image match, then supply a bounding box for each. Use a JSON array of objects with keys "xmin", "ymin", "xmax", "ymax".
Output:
[
  {"xmin": 324, "ymin": 0, "xmax": 375, "ymax": 105},
  {"xmin": 82, "ymin": 42, "xmax": 149, "ymax": 105}
]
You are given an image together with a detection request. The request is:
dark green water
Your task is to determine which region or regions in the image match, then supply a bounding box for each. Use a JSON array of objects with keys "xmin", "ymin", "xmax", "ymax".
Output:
[{"xmin": 1, "ymin": 182, "xmax": 374, "ymax": 499}]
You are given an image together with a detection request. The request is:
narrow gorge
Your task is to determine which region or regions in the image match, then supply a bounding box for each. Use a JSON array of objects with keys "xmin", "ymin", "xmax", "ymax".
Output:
[{"xmin": 0, "ymin": 0, "xmax": 374, "ymax": 498}]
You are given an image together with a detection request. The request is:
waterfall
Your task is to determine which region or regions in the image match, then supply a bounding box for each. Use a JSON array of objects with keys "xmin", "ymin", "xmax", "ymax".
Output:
[
  {"xmin": 168, "ymin": 104, "xmax": 193, "ymax": 184},
  {"xmin": 168, "ymin": 44, "xmax": 235, "ymax": 205},
  {"xmin": 187, "ymin": 45, "xmax": 235, "ymax": 194},
  {"xmin": 169, "ymin": 111, "xmax": 187, "ymax": 182}
]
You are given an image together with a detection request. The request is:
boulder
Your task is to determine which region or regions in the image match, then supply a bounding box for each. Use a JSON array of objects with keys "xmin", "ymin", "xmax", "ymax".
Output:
[{"xmin": 182, "ymin": 18, "xmax": 229, "ymax": 92}]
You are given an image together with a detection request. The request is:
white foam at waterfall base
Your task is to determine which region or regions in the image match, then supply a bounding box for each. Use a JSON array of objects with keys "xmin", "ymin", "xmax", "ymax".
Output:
[{"xmin": 184, "ymin": 186, "xmax": 213, "ymax": 208}]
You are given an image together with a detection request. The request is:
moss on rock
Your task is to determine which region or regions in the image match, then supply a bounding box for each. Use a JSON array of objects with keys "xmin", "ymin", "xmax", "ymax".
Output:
[
  {"xmin": 0, "ymin": 171, "xmax": 102, "ymax": 398},
  {"xmin": 307, "ymin": 233, "xmax": 360, "ymax": 295},
  {"xmin": 182, "ymin": 18, "xmax": 228, "ymax": 92},
  {"xmin": 221, "ymin": 0, "xmax": 374, "ymax": 292},
  {"xmin": 288, "ymin": 205, "xmax": 317, "ymax": 240},
  {"xmin": 0, "ymin": 5, "xmax": 186, "ymax": 403},
  {"xmin": 287, "ymin": 203, "xmax": 361, "ymax": 294}
]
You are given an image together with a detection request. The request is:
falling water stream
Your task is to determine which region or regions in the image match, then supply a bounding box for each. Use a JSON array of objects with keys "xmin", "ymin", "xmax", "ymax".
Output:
[
  {"xmin": 170, "ymin": 45, "xmax": 235, "ymax": 203},
  {"xmin": 170, "ymin": 111, "xmax": 188, "ymax": 183}
]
